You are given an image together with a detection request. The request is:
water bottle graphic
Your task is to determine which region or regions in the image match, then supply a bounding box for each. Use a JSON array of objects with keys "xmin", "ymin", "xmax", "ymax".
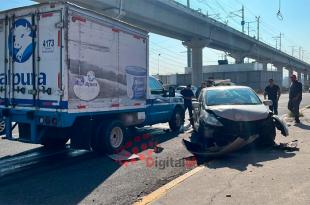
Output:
[{"xmin": 125, "ymin": 66, "xmax": 146, "ymax": 99}]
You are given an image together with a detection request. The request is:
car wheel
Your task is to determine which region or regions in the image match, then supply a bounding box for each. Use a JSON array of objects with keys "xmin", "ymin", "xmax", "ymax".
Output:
[
  {"xmin": 169, "ymin": 108, "xmax": 183, "ymax": 132},
  {"xmin": 255, "ymin": 118, "xmax": 276, "ymax": 147},
  {"xmin": 93, "ymin": 120, "xmax": 125, "ymax": 154}
]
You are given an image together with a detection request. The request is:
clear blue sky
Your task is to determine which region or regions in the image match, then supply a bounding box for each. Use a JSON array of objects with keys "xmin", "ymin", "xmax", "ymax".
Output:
[{"xmin": 1, "ymin": 0, "xmax": 309, "ymax": 75}]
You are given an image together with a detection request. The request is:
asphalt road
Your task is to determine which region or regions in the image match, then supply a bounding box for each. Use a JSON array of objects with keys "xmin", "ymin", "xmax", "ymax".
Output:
[{"xmin": 0, "ymin": 93, "xmax": 309, "ymax": 205}]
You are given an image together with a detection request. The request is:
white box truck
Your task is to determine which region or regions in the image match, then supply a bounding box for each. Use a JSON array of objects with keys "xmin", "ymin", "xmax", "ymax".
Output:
[{"xmin": 0, "ymin": 2, "xmax": 184, "ymax": 153}]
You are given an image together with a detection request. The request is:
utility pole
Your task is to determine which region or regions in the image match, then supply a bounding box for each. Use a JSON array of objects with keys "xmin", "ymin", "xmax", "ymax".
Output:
[
  {"xmin": 187, "ymin": 0, "xmax": 190, "ymax": 8},
  {"xmin": 299, "ymin": 47, "xmax": 302, "ymax": 60},
  {"xmin": 157, "ymin": 53, "xmax": 161, "ymax": 76},
  {"xmin": 241, "ymin": 5, "xmax": 245, "ymax": 33},
  {"xmin": 273, "ymin": 33, "xmax": 283, "ymax": 50},
  {"xmin": 256, "ymin": 16, "xmax": 260, "ymax": 41},
  {"xmin": 228, "ymin": 5, "xmax": 245, "ymax": 33},
  {"xmin": 279, "ymin": 33, "xmax": 283, "ymax": 51}
]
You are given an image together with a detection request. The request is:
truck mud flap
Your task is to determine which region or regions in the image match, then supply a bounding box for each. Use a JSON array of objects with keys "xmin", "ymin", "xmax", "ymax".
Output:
[
  {"xmin": 70, "ymin": 118, "xmax": 94, "ymax": 150},
  {"xmin": 272, "ymin": 115, "xmax": 289, "ymax": 137}
]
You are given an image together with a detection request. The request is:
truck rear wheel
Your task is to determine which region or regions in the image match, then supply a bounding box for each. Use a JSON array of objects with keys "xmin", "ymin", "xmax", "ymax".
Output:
[
  {"xmin": 93, "ymin": 120, "xmax": 126, "ymax": 154},
  {"xmin": 169, "ymin": 108, "xmax": 183, "ymax": 132}
]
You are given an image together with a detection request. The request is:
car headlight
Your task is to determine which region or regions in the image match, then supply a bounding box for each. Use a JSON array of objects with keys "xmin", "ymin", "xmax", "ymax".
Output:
[{"xmin": 202, "ymin": 112, "xmax": 223, "ymax": 127}]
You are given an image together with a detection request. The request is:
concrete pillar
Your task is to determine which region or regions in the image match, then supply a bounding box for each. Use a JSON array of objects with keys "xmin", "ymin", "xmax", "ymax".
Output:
[
  {"xmin": 305, "ymin": 71, "xmax": 310, "ymax": 89},
  {"xmin": 297, "ymin": 72, "xmax": 302, "ymax": 82},
  {"xmin": 288, "ymin": 68, "xmax": 294, "ymax": 87},
  {"xmin": 275, "ymin": 65, "xmax": 283, "ymax": 88},
  {"xmin": 183, "ymin": 39, "xmax": 210, "ymax": 87},
  {"xmin": 229, "ymin": 52, "xmax": 246, "ymax": 64},
  {"xmin": 262, "ymin": 63, "xmax": 268, "ymax": 71}
]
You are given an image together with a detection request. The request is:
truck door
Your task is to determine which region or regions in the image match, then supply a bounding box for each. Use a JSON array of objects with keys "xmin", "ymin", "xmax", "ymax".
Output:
[
  {"xmin": 147, "ymin": 77, "xmax": 174, "ymax": 124},
  {"xmin": 0, "ymin": 18, "xmax": 7, "ymax": 106},
  {"xmin": 37, "ymin": 11, "xmax": 63, "ymax": 109},
  {"xmin": 5, "ymin": 11, "xmax": 63, "ymax": 108}
]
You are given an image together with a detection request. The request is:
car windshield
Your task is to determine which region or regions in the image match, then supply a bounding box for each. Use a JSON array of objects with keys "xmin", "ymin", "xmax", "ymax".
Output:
[{"xmin": 205, "ymin": 88, "xmax": 261, "ymax": 106}]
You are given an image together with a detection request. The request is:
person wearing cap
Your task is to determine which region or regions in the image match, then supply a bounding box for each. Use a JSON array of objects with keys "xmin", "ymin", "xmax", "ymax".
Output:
[
  {"xmin": 264, "ymin": 79, "xmax": 281, "ymax": 115},
  {"xmin": 288, "ymin": 74, "xmax": 303, "ymax": 123},
  {"xmin": 181, "ymin": 84, "xmax": 195, "ymax": 127}
]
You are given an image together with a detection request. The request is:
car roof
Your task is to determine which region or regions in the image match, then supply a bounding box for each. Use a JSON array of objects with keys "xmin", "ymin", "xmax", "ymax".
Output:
[{"xmin": 205, "ymin": 85, "xmax": 252, "ymax": 91}]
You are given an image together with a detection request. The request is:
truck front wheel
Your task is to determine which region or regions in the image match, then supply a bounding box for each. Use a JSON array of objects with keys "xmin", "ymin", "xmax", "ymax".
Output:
[
  {"xmin": 0, "ymin": 120, "xmax": 6, "ymax": 135},
  {"xmin": 93, "ymin": 120, "xmax": 126, "ymax": 154},
  {"xmin": 169, "ymin": 108, "xmax": 183, "ymax": 132}
]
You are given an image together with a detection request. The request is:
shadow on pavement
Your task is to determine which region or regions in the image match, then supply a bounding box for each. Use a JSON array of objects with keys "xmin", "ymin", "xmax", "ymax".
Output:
[
  {"xmin": 294, "ymin": 123, "xmax": 310, "ymax": 130},
  {"xmin": 205, "ymin": 146, "xmax": 296, "ymax": 172},
  {"xmin": 0, "ymin": 127, "xmax": 181, "ymax": 205}
]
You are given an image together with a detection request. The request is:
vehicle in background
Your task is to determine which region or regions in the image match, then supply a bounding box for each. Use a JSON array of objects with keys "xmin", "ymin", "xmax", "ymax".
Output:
[
  {"xmin": 213, "ymin": 79, "xmax": 235, "ymax": 86},
  {"xmin": 176, "ymin": 85, "xmax": 198, "ymax": 95},
  {"xmin": 0, "ymin": 2, "xmax": 184, "ymax": 153},
  {"xmin": 184, "ymin": 86, "xmax": 288, "ymax": 157}
]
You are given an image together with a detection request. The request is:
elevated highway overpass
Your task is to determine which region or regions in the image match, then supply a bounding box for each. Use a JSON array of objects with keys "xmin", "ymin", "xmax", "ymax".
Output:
[{"xmin": 35, "ymin": 0, "xmax": 310, "ymax": 87}]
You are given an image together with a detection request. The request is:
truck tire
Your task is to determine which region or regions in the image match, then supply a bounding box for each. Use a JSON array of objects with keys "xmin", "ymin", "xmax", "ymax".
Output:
[
  {"xmin": 0, "ymin": 120, "xmax": 5, "ymax": 135},
  {"xmin": 169, "ymin": 108, "xmax": 183, "ymax": 132},
  {"xmin": 93, "ymin": 120, "xmax": 126, "ymax": 154},
  {"xmin": 40, "ymin": 127, "xmax": 69, "ymax": 149}
]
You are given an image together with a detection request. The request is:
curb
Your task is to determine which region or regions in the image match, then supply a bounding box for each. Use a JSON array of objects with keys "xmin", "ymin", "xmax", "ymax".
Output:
[{"xmin": 133, "ymin": 166, "xmax": 204, "ymax": 205}]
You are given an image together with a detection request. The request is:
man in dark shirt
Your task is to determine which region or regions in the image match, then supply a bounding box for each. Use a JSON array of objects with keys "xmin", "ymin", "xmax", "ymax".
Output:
[
  {"xmin": 288, "ymin": 74, "xmax": 303, "ymax": 123},
  {"xmin": 181, "ymin": 84, "xmax": 195, "ymax": 126},
  {"xmin": 264, "ymin": 79, "xmax": 281, "ymax": 115}
]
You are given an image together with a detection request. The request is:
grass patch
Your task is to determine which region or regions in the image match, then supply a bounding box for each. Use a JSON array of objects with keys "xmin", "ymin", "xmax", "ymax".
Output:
[{"xmin": 288, "ymin": 111, "xmax": 304, "ymax": 118}]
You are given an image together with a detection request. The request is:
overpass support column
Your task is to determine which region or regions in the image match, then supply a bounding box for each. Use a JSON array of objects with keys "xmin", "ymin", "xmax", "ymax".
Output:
[
  {"xmin": 183, "ymin": 39, "xmax": 209, "ymax": 86},
  {"xmin": 305, "ymin": 71, "xmax": 310, "ymax": 89},
  {"xmin": 297, "ymin": 72, "xmax": 302, "ymax": 82},
  {"xmin": 274, "ymin": 65, "xmax": 283, "ymax": 88},
  {"xmin": 262, "ymin": 63, "xmax": 268, "ymax": 71},
  {"xmin": 288, "ymin": 68, "xmax": 294, "ymax": 87},
  {"xmin": 229, "ymin": 52, "xmax": 246, "ymax": 64}
]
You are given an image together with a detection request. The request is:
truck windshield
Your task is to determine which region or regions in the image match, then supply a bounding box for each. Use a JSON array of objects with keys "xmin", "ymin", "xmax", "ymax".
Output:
[{"xmin": 205, "ymin": 88, "xmax": 262, "ymax": 106}]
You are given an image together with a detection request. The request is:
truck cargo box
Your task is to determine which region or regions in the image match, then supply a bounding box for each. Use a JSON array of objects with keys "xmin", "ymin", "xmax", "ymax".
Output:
[{"xmin": 0, "ymin": 2, "xmax": 148, "ymax": 114}]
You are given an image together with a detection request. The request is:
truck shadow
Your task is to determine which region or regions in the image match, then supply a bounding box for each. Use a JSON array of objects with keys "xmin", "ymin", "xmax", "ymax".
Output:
[{"xmin": 0, "ymin": 127, "xmax": 181, "ymax": 205}]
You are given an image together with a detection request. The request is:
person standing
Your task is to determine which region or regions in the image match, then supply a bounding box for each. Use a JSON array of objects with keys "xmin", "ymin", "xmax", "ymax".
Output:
[
  {"xmin": 264, "ymin": 79, "xmax": 281, "ymax": 115},
  {"xmin": 195, "ymin": 82, "xmax": 207, "ymax": 98},
  {"xmin": 288, "ymin": 74, "xmax": 303, "ymax": 123},
  {"xmin": 181, "ymin": 84, "xmax": 195, "ymax": 127}
]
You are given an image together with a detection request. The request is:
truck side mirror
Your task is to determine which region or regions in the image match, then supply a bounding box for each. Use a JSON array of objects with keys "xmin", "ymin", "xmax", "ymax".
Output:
[{"xmin": 168, "ymin": 87, "xmax": 175, "ymax": 97}]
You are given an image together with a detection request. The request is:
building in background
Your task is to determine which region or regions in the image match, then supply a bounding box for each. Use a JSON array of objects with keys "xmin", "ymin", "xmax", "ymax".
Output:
[{"xmin": 157, "ymin": 62, "xmax": 284, "ymax": 93}]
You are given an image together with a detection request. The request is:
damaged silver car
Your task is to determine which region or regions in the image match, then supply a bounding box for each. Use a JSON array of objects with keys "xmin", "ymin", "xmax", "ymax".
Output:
[{"xmin": 183, "ymin": 86, "xmax": 289, "ymax": 157}]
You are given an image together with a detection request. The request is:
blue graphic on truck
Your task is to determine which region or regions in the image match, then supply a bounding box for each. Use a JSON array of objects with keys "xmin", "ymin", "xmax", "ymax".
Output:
[{"xmin": 8, "ymin": 18, "xmax": 35, "ymax": 63}]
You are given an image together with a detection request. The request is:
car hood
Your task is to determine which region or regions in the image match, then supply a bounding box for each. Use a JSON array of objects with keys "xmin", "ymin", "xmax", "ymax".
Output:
[{"xmin": 208, "ymin": 104, "xmax": 269, "ymax": 122}]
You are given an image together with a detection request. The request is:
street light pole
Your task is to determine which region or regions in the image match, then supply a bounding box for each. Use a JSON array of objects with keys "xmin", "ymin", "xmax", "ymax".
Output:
[{"xmin": 157, "ymin": 53, "xmax": 161, "ymax": 76}]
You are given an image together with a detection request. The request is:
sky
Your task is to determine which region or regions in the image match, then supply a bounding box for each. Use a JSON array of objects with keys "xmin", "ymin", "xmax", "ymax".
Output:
[{"xmin": 1, "ymin": 0, "xmax": 309, "ymax": 75}]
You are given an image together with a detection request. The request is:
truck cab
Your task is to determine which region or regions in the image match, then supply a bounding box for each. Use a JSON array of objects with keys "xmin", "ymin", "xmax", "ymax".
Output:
[{"xmin": 144, "ymin": 76, "xmax": 184, "ymax": 130}]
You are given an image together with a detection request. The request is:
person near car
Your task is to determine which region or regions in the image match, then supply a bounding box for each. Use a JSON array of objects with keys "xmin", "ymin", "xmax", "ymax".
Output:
[
  {"xmin": 288, "ymin": 74, "xmax": 303, "ymax": 123},
  {"xmin": 181, "ymin": 84, "xmax": 195, "ymax": 127},
  {"xmin": 195, "ymin": 82, "xmax": 207, "ymax": 98},
  {"xmin": 264, "ymin": 79, "xmax": 281, "ymax": 115}
]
